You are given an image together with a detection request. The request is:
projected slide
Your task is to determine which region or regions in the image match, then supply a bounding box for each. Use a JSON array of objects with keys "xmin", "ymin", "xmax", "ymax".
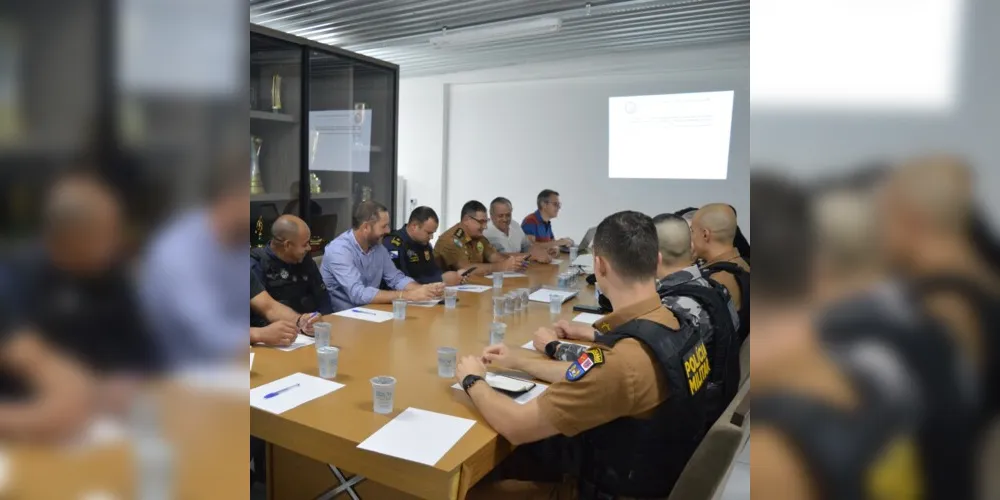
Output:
[{"xmin": 608, "ymin": 91, "xmax": 734, "ymax": 180}]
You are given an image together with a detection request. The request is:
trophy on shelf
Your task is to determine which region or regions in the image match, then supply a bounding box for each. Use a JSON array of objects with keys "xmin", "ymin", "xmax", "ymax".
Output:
[
  {"xmin": 250, "ymin": 135, "xmax": 265, "ymax": 195},
  {"xmin": 361, "ymin": 185, "xmax": 373, "ymax": 202},
  {"xmin": 310, "ymin": 173, "xmax": 322, "ymax": 194},
  {"xmin": 271, "ymin": 73, "xmax": 283, "ymax": 113},
  {"xmin": 252, "ymin": 216, "xmax": 266, "ymax": 249}
]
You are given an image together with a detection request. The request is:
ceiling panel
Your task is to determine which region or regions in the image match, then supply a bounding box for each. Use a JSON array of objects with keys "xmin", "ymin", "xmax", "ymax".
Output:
[{"xmin": 250, "ymin": 0, "xmax": 750, "ymax": 77}]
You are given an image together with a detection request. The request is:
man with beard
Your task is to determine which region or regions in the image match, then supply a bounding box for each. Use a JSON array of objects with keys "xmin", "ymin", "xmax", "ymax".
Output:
[{"xmin": 321, "ymin": 201, "xmax": 442, "ymax": 312}]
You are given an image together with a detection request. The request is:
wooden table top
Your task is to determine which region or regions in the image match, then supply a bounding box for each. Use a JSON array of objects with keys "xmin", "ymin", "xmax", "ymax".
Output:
[{"xmin": 251, "ymin": 262, "xmax": 597, "ymax": 499}]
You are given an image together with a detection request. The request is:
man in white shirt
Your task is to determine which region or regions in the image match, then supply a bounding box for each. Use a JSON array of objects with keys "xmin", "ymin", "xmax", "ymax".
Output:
[{"xmin": 484, "ymin": 197, "xmax": 556, "ymax": 263}]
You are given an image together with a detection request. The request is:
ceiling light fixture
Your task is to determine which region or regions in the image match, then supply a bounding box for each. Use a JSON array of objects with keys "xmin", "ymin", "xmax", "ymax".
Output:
[{"xmin": 428, "ymin": 17, "xmax": 562, "ymax": 47}]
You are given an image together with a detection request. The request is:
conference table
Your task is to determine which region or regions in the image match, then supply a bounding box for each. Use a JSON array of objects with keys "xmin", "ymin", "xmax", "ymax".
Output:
[{"xmin": 252, "ymin": 262, "xmax": 598, "ymax": 500}]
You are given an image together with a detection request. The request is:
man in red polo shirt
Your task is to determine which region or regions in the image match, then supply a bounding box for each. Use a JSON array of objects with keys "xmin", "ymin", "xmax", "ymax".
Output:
[{"xmin": 522, "ymin": 189, "xmax": 573, "ymax": 251}]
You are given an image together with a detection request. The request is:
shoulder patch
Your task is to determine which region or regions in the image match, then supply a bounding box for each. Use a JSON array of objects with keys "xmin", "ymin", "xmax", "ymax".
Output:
[
  {"xmin": 585, "ymin": 348, "xmax": 605, "ymax": 365},
  {"xmin": 390, "ymin": 236, "xmax": 402, "ymax": 247},
  {"xmin": 454, "ymin": 238, "xmax": 464, "ymax": 248},
  {"xmin": 566, "ymin": 349, "xmax": 603, "ymax": 381},
  {"xmin": 596, "ymin": 321, "xmax": 613, "ymax": 333},
  {"xmin": 476, "ymin": 241, "xmax": 484, "ymax": 253},
  {"xmin": 683, "ymin": 341, "xmax": 711, "ymax": 395}
]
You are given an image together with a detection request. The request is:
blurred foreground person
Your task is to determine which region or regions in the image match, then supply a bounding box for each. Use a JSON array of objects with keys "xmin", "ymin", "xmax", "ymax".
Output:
[
  {"xmin": 751, "ymin": 173, "xmax": 924, "ymax": 499},
  {"xmin": 140, "ymin": 161, "xmax": 251, "ymax": 368},
  {"xmin": 812, "ymin": 169, "xmax": 976, "ymax": 500}
]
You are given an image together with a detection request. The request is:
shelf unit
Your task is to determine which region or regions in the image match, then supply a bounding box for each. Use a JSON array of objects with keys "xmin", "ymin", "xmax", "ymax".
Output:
[{"xmin": 249, "ymin": 23, "xmax": 399, "ymax": 248}]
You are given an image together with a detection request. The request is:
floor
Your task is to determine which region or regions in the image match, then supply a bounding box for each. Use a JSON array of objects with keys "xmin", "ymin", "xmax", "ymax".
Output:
[
  {"xmin": 719, "ymin": 439, "xmax": 750, "ymax": 500},
  {"xmin": 250, "ymin": 440, "xmax": 752, "ymax": 500}
]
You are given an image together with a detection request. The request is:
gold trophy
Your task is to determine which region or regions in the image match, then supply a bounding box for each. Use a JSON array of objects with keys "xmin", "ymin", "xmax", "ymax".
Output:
[
  {"xmin": 271, "ymin": 73, "xmax": 282, "ymax": 113},
  {"xmin": 310, "ymin": 173, "xmax": 322, "ymax": 194},
  {"xmin": 250, "ymin": 135, "xmax": 265, "ymax": 195},
  {"xmin": 253, "ymin": 216, "xmax": 266, "ymax": 248}
]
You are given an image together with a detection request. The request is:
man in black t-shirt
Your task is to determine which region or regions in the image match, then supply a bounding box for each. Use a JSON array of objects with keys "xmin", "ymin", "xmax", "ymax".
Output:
[{"xmin": 249, "ymin": 271, "xmax": 309, "ymax": 347}]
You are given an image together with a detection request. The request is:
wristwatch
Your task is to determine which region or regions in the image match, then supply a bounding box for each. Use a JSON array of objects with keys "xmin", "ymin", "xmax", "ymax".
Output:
[
  {"xmin": 461, "ymin": 374, "xmax": 485, "ymax": 394},
  {"xmin": 545, "ymin": 340, "xmax": 560, "ymax": 359}
]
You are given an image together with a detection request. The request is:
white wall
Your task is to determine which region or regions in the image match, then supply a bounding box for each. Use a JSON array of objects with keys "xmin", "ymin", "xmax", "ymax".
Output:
[{"xmin": 398, "ymin": 42, "xmax": 750, "ymax": 240}]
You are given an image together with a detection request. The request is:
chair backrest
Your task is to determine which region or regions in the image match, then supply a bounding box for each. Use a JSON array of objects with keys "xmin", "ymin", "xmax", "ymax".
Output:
[
  {"xmin": 668, "ymin": 380, "xmax": 749, "ymax": 500},
  {"xmin": 312, "ymin": 255, "xmax": 324, "ymax": 268}
]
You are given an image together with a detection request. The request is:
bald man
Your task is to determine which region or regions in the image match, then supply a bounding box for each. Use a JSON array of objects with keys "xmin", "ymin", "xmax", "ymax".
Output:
[{"xmin": 250, "ymin": 215, "xmax": 333, "ymax": 327}]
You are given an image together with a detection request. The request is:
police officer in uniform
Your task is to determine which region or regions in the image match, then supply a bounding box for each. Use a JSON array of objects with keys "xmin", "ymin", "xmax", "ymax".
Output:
[
  {"xmin": 434, "ymin": 200, "xmax": 525, "ymax": 277},
  {"xmin": 690, "ymin": 203, "xmax": 750, "ymax": 342},
  {"xmin": 383, "ymin": 206, "xmax": 466, "ymax": 286},
  {"xmin": 456, "ymin": 211, "xmax": 709, "ymax": 499},
  {"xmin": 250, "ymin": 215, "xmax": 332, "ymax": 328}
]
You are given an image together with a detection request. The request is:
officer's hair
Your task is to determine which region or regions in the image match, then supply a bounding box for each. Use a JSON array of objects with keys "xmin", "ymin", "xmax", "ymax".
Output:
[
  {"xmin": 751, "ymin": 171, "xmax": 813, "ymax": 303},
  {"xmin": 536, "ymin": 189, "xmax": 559, "ymax": 209},
  {"xmin": 593, "ymin": 211, "xmax": 659, "ymax": 283},
  {"xmin": 352, "ymin": 200, "xmax": 389, "ymax": 229},
  {"xmin": 489, "ymin": 197, "xmax": 512, "ymax": 214},
  {"xmin": 408, "ymin": 206, "xmax": 439, "ymax": 225},
  {"xmin": 461, "ymin": 200, "xmax": 488, "ymax": 219},
  {"xmin": 652, "ymin": 214, "xmax": 693, "ymax": 265}
]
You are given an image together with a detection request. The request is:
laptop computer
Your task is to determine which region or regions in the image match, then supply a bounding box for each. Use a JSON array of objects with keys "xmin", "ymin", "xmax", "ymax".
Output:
[{"xmin": 576, "ymin": 226, "xmax": 597, "ymax": 254}]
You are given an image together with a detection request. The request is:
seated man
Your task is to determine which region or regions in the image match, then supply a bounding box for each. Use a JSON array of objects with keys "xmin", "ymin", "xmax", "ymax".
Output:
[
  {"xmin": 457, "ymin": 211, "xmax": 707, "ymax": 499},
  {"xmin": 691, "ymin": 203, "xmax": 751, "ymax": 341},
  {"xmin": 383, "ymin": 206, "xmax": 465, "ymax": 286},
  {"xmin": 521, "ymin": 189, "xmax": 573, "ymax": 250},
  {"xmin": 250, "ymin": 271, "xmax": 315, "ymax": 347},
  {"xmin": 484, "ymin": 197, "xmax": 556, "ymax": 263},
  {"xmin": 435, "ymin": 200, "xmax": 525, "ymax": 277},
  {"xmin": 251, "ymin": 214, "xmax": 333, "ymax": 327},
  {"xmin": 321, "ymin": 201, "xmax": 442, "ymax": 311}
]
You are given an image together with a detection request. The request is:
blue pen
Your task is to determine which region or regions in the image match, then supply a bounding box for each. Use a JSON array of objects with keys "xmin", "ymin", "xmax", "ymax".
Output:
[
  {"xmin": 264, "ymin": 383, "xmax": 300, "ymax": 399},
  {"xmin": 351, "ymin": 309, "xmax": 377, "ymax": 316}
]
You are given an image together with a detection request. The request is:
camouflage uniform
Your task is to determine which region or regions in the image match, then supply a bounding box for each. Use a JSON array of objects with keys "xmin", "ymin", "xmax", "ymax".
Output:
[{"xmin": 656, "ymin": 265, "xmax": 737, "ymax": 345}]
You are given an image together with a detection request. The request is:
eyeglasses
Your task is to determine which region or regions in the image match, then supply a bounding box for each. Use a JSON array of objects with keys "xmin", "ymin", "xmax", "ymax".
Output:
[{"xmin": 466, "ymin": 215, "xmax": 489, "ymax": 227}]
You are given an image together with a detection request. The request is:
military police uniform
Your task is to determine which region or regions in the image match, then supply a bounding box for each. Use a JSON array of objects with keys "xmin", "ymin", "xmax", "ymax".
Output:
[
  {"xmin": 434, "ymin": 223, "xmax": 498, "ymax": 272},
  {"xmin": 701, "ymin": 249, "xmax": 750, "ymax": 342},
  {"xmin": 473, "ymin": 296, "xmax": 710, "ymax": 500},
  {"xmin": 383, "ymin": 227, "xmax": 445, "ymax": 284},
  {"xmin": 250, "ymin": 246, "xmax": 332, "ymax": 327}
]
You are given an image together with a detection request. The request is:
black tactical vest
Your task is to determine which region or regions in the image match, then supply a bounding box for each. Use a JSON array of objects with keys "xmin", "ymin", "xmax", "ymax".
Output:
[
  {"xmin": 755, "ymin": 351, "xmax": 925, "ymax": 500},
  {"xmin": 570, "ymin": 319, "xmax": 710, "ymax": 499},
  {"xmin": 819, "ymin": 282, "xmax": 978, "ymax": 500},
  {"xmin": 703, "ymin": 262, "xmax": 749, "ymax": 343},
  {"xmin": 250, "ymin": 248, "xmax": 320, "ymax": 325},
  {"xmin": 660, "ymin": 279, "xmax": 740, "ymax": 428}
]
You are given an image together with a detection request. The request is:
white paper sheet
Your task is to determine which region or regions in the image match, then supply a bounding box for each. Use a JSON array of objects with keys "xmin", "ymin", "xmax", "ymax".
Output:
[
  {"xmin": 275, "ymin": 333, "xmax": 315, "ymax": 352},
  {"xmin": 521, "ymin": 340, "xmax": 590, "ymax": 352},
  {"xmin": 407, "ymin": 300, "xmax": 440, "ymax": 308},
  {"xmin": 484, "ymin": 272, "xmax": 528, "ymax": 279},
  {"xmin": 571, "ymin": 254, "xmax": 594, "ymax": 268},
  {"xmin": 250, "ymin": 373, "xmax": 344, "ymax": 415},
  {"xmin": 529, "ymin": 289, "xmax": 579, "ymax": 303},
  {"xmin": 572, "ymin": 312, "xmax": 605, "ymax": 324},
  {"xmin": 450, "ymin": 378, "xmax": 548, "ymax": 405},
  {"xmin": 447, "ymin": 284, "xmax": 492, "ymax": 293},
  {"xmin": 548, "ymin": 259, "xmax": 564, "ymax": 265},
  {"xmin": 334, "ymin": 307, "xmax": 395, "ymax": 323},
  {"xmin": 356, "ymin": 408, "xmax": 476, "ymax": 466},
  {"xmin": 251, "ymin": 353, "xmax": 255, "ymax": 370}
]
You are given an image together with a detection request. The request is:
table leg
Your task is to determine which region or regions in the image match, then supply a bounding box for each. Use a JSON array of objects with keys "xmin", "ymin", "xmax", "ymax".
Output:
[{"xmin": 314, "ymin": 465, "xmax": 366, "ymax": 500}]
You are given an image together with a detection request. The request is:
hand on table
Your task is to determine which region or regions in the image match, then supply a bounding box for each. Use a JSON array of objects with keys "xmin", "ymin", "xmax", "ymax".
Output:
[
  {"xmin": 553, "ymin": 319, "xmax": 595, "ymax": 342},
  {"xmin": 443, "ymin": 271, "xmax": 468, "ymax": 286},
  {"xmin": 456, "ymin": 355, "xmax": 487, "ymax": 382},
  {"xmin": 533, "ymin": 327, "xmax": 560, "ymax": 352},
  {"xmin": 530, "ymin": 248, "xmax": 552, "ymax": 264},
  {"xmin": 482, "ymin": 344, "xmax": 523, "ymax": 371},
  {"xmin": 547, "ymin": 246, "xmax": 560, "ymax": 258},
  {"xmin": 254, "ymin": 321, "xmax": 297, "ymax": 347},
  {"xmin": 406, "ymin": 284, "xmax": 442, "ymax": 302},
  {"xmin": 297, "ymin": 312, "xmax": 320, "ymax": 335}
]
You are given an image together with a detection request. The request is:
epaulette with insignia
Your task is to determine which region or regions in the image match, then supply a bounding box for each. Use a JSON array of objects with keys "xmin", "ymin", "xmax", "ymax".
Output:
[
  {"xmin": 455, "ymin": 228, "xmax": 465, "ymax": 239},
  {"xmin": 390, "ymin": 236, "xmax": 402, "ymax": 247}
]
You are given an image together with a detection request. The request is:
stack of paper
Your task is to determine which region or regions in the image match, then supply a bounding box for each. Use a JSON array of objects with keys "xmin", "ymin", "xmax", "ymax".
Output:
[
  {"xmin": 446, "ymin": 284, "xmax": 492, "ymax": 293},
  {"xmin": 357, "ymin": 408, "xmax": 476, "ymax": 466},
  {"xmin": 334, "ymin": 308, "xmax": 394, "ymax": 323},
  {"xmin": 407, "ymin": 300, "xmax": 440, "ymax": 308},
  {"xmin": 250, "ymin": 373, "xmax": 344, "ymax": 415},
  {"xmin": 529, "ymin": 289, "xmax": 578, "ymax": 303},
  {"xmin": 572, "ymin": 312, "xmax": 605, "ymax": 324}
]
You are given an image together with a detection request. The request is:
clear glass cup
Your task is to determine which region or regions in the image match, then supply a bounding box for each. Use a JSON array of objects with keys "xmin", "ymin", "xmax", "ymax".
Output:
[
  {"xmin": 317, "ymin": 346, "xmax": 339, "ymax": 379},
  {"xmin": 569, "ymin": 246, "xmax": 579, "ymax": 263},
  {"xmin": 437, "ymin": 347, "xmax": 457, "ymax": 378},
  {"xmin": 492, "ymin": 272, "xmax": 504, "ymax": 290},
  {"xmin": 444, "ymin": 287, "xmax": 458, "ymax": 309},
  {"xmin": 517, "ymin": 288, "xmax": 531, "ymax": 311},
  {"xmin": 549, "ymin": 293, "xmax": 563, "ymax": 315},
  {"xmin": 313, "ymin": 322, "xmax": 331, "ymax": 349},
  {"xmin": 505, "ymin": 292, "xmax": 517, "ymax": 315},
  {"xmin": 489, "ymin": 322, "xmax": 507, "ymax": 345},
  {"xmin": 493, "ymin": 296, "xmax": 506, "ymax": 319},
  {"xmin": 392, "ymin": 298, "xmax": 407, "ymax": 320},
  {"xmin": 371, "ymin": 376, "xmax": 397, "ymax": 414}
]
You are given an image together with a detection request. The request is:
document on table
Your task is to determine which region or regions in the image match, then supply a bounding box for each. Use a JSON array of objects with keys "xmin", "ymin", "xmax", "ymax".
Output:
[
  {"xmin": 446, "ymin": 284, "xmax": 492, "ymax": 293},
  {"xmin": 572, "ymin": 312, "xmax": 605, "ymax": 324},
  {"xmin": 250, "ymin": 372, "xmax": 344, "ymax": 415},
  {"xmin": 572, "ymin": 254, "xmax": 594, "ymax": 268},
  {"xmin": 357, "ymin": 408, "xmax": 476, "ymax": 466},
  {"xmin": 407, "ymin": 300, "xmax": 440, "ymax": 308},
  {"xmin": 275, "ymin": 333, "xmax": 315, "ymax": 352},
  {"xmin": 529, "ymin": 288, "xmax": 579, "ymax": 303},
  {"xmin": 451, "ymin": 377, "xmax": 548, "ymax": 405},
  {"xmin": 334, "ymin": 307, "xmax": 394, "ymax": 323},
  {"xmin": 521, "ymin": 340, "xmax": 590, "ymax": 352},
  {"xmin": 548, "ymin": 259, "xmax": 564, "ymax": 265},
  {"xmin": 484, "ymin": 272, "xmax": 528, "ymax": 279}
]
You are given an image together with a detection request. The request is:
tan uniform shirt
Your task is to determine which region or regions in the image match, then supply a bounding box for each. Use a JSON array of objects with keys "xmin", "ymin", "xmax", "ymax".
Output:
[
  {"xmin": 434, "ymin": 223, "xmax": 498, "ymax": 272},
  {"xmin": 703, "ymin": 248, "xmax": 750, "ymax": 311},
  {"xmin": 536, "ymin": 295, "xmax": 679, "ymax": 437}
]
